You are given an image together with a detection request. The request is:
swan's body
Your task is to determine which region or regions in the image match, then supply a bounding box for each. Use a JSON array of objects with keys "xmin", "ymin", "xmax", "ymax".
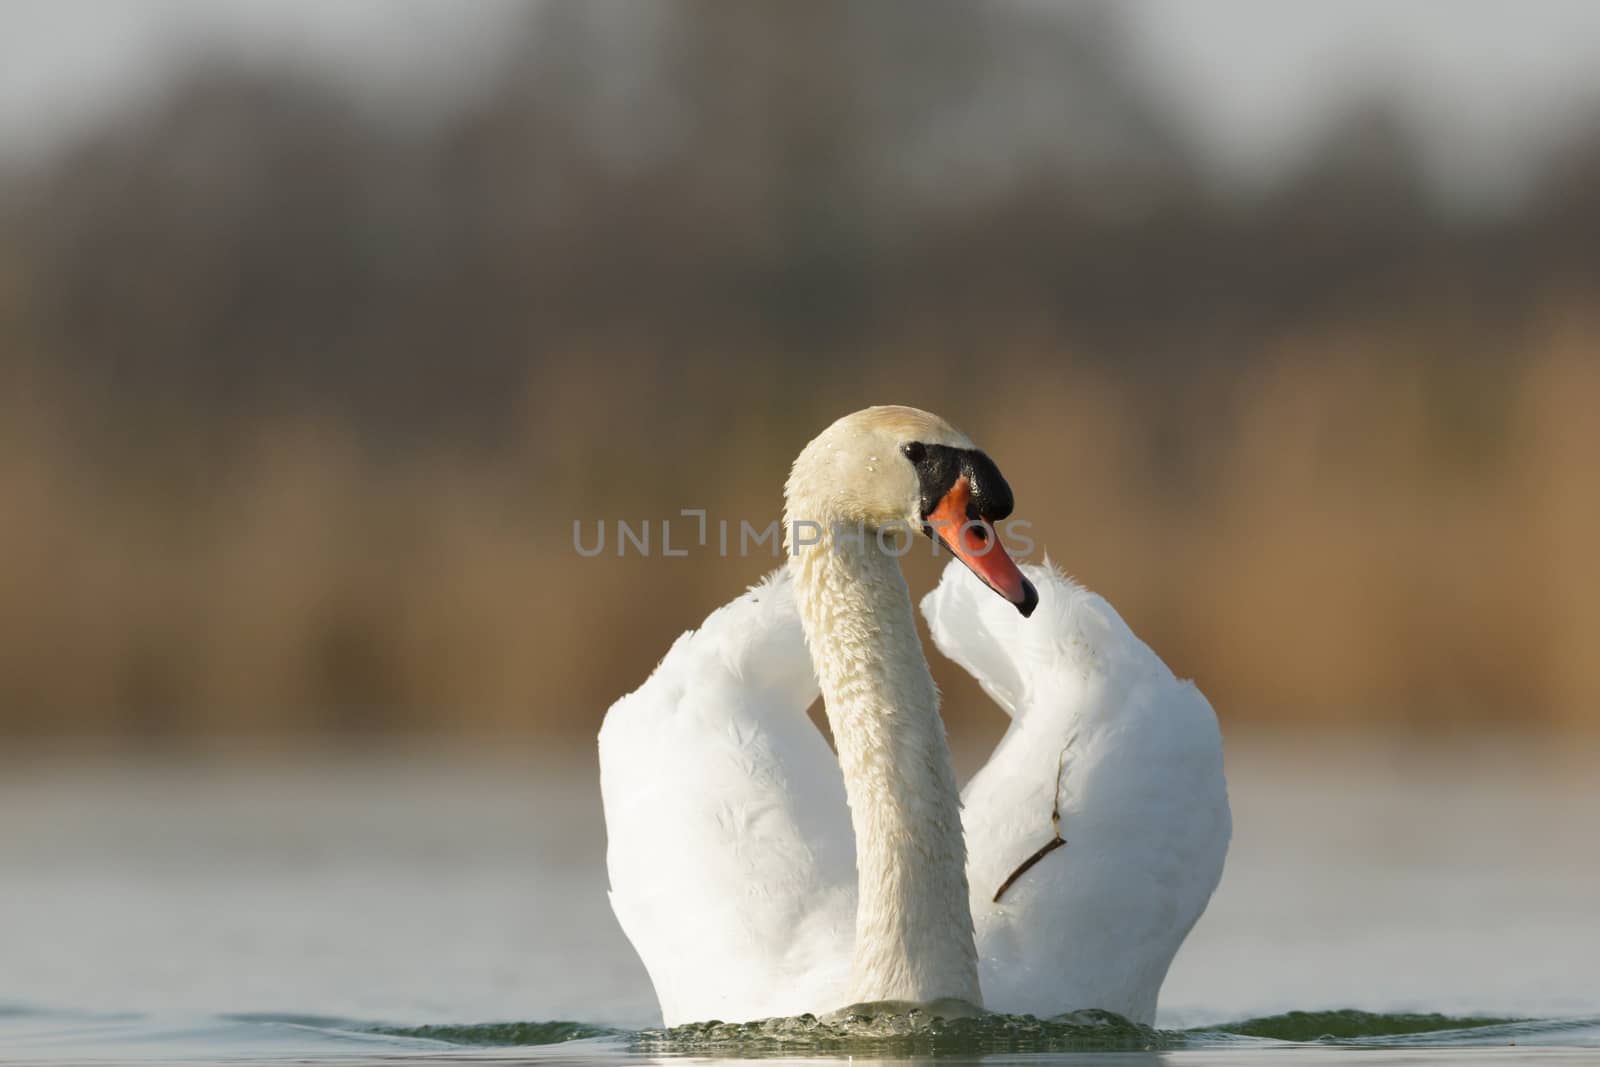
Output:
[{"xmin": 599, "ymin": 407, "xmax": 1228, "ymax": 1026}]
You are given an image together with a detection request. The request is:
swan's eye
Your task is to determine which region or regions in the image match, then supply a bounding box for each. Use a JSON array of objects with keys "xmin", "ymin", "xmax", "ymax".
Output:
[{"xmin": 900, "ymin": 442, "xmax": 926, "ymax": 464}]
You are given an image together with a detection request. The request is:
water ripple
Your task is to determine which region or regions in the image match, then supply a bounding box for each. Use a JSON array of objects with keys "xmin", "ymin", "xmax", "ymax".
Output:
[{"xmin": 366, "ymin": 1005, "xmax": 1600, "ymax": 1056}]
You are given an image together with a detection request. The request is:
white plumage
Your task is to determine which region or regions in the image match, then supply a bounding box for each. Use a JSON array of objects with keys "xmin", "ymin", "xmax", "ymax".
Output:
[
  {"xmin": 600, "ymin": 562, "xmax": 1228, "ymax": 1025},
  {"xmin": 599, "ymin": 572, "xmax": 855, "ymax": 1025},
  {"xmin": 928, "ymin": 560, "xmax": 1230, "ymax": 1023},
  {"xmin": 599, "ymin": 406, "xmax": 1229, "ymax": 1027}
]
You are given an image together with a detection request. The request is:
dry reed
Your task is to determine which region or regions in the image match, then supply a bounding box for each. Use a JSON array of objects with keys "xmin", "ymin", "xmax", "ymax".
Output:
[{"xmin": 1, "ymin": 315, "xmax": 1597, "ymax": 744}]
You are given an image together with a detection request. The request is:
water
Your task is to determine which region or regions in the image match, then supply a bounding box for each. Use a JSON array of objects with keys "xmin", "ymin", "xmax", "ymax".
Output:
[{"xmin": 2, "ymin": 739, "xmax": 1596, "ymax": 1064}]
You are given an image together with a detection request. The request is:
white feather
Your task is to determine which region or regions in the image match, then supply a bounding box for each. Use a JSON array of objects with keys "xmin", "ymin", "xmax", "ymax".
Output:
[
  {"xmin": 599, "ymin": 561, "xmax": 1228, "ymax": 1026},
  {"xmin": 925, "ymin": 560, "xmax": 1231, "ymax": 1024},
  {"xmin": 599, "ymin": 406, "xmax": 1228, "ymax": 1027},
  {"xmin": 599, "ymin": 570, "xmax": 854, "ymax": 1024}
]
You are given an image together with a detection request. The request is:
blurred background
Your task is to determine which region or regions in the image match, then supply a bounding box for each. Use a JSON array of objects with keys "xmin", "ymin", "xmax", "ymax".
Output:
[
  {"xmin": 3, "ymin": 0, "xmax": 1600, "ymax": 745},
  {"xmin": 4, "ymin": 0, "xmax": 1600, "ymax": 747},
  {"xmin": 1, "ymin": 0, "xmax": 1598, "ymax": 1043}
]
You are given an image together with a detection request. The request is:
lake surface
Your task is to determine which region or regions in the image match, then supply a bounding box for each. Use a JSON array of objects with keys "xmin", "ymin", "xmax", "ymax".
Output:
[{"xmin": 2, "ymin": 738, "xmax": 1597, "ymax": 1064}]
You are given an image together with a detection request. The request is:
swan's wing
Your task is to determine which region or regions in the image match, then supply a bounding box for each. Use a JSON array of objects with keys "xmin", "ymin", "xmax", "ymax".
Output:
[
  {"xmin": 599, "ymin": 569, "xmax": 854, "ymax": 1026},
  {"xmin": 923, "ymin": 560, "xmax": 1230, "ymax": 1025}
]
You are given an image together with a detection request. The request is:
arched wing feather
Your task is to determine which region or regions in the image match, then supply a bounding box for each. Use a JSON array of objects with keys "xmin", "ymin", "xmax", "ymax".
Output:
[
  {"xmin": 923, "ymin": 560, "xmax": 1231, "ymax": 1025},
  {"xmin": 599, "ymin": 569, "xmax": 855, "ymax": 1025}
]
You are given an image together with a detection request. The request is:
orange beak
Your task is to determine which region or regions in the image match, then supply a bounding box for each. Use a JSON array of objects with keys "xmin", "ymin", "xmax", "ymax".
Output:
[{"xmin": 924, "ymin": 476, "xmax": 1038, "ymax": 617}]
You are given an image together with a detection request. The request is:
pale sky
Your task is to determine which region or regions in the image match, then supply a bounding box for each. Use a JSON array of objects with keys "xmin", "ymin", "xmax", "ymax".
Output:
[
  {"xmin": 1122, "ymin": 0, "xmax": 1600, "ymax": 196},
  {"xmin": 3, "ymin": 0, "xmax": 1599, "ymax": 201}
]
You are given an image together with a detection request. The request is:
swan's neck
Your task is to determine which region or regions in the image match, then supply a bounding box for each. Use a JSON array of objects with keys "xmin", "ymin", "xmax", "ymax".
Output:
[{"xmin": 786, "ymin": 519, "xmax": 980, "ymax": 1007}]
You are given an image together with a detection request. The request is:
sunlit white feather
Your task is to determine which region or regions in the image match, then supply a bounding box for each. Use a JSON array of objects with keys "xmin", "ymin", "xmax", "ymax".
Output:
[{"xmin": 600, "ymin": 559, "xmax": 1229, "ymax": 1026}]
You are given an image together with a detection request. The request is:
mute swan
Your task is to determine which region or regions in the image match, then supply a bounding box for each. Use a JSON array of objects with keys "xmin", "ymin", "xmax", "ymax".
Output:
[{"xmin": 599, "ymin": 406, "xmax": 1229, "ymax": 1026}]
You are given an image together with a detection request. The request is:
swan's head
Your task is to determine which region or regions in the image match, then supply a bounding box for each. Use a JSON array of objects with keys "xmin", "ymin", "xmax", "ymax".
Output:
[{"xmin": 786, "ymin": 405, "xmax": 1038, "ymax": 617}]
